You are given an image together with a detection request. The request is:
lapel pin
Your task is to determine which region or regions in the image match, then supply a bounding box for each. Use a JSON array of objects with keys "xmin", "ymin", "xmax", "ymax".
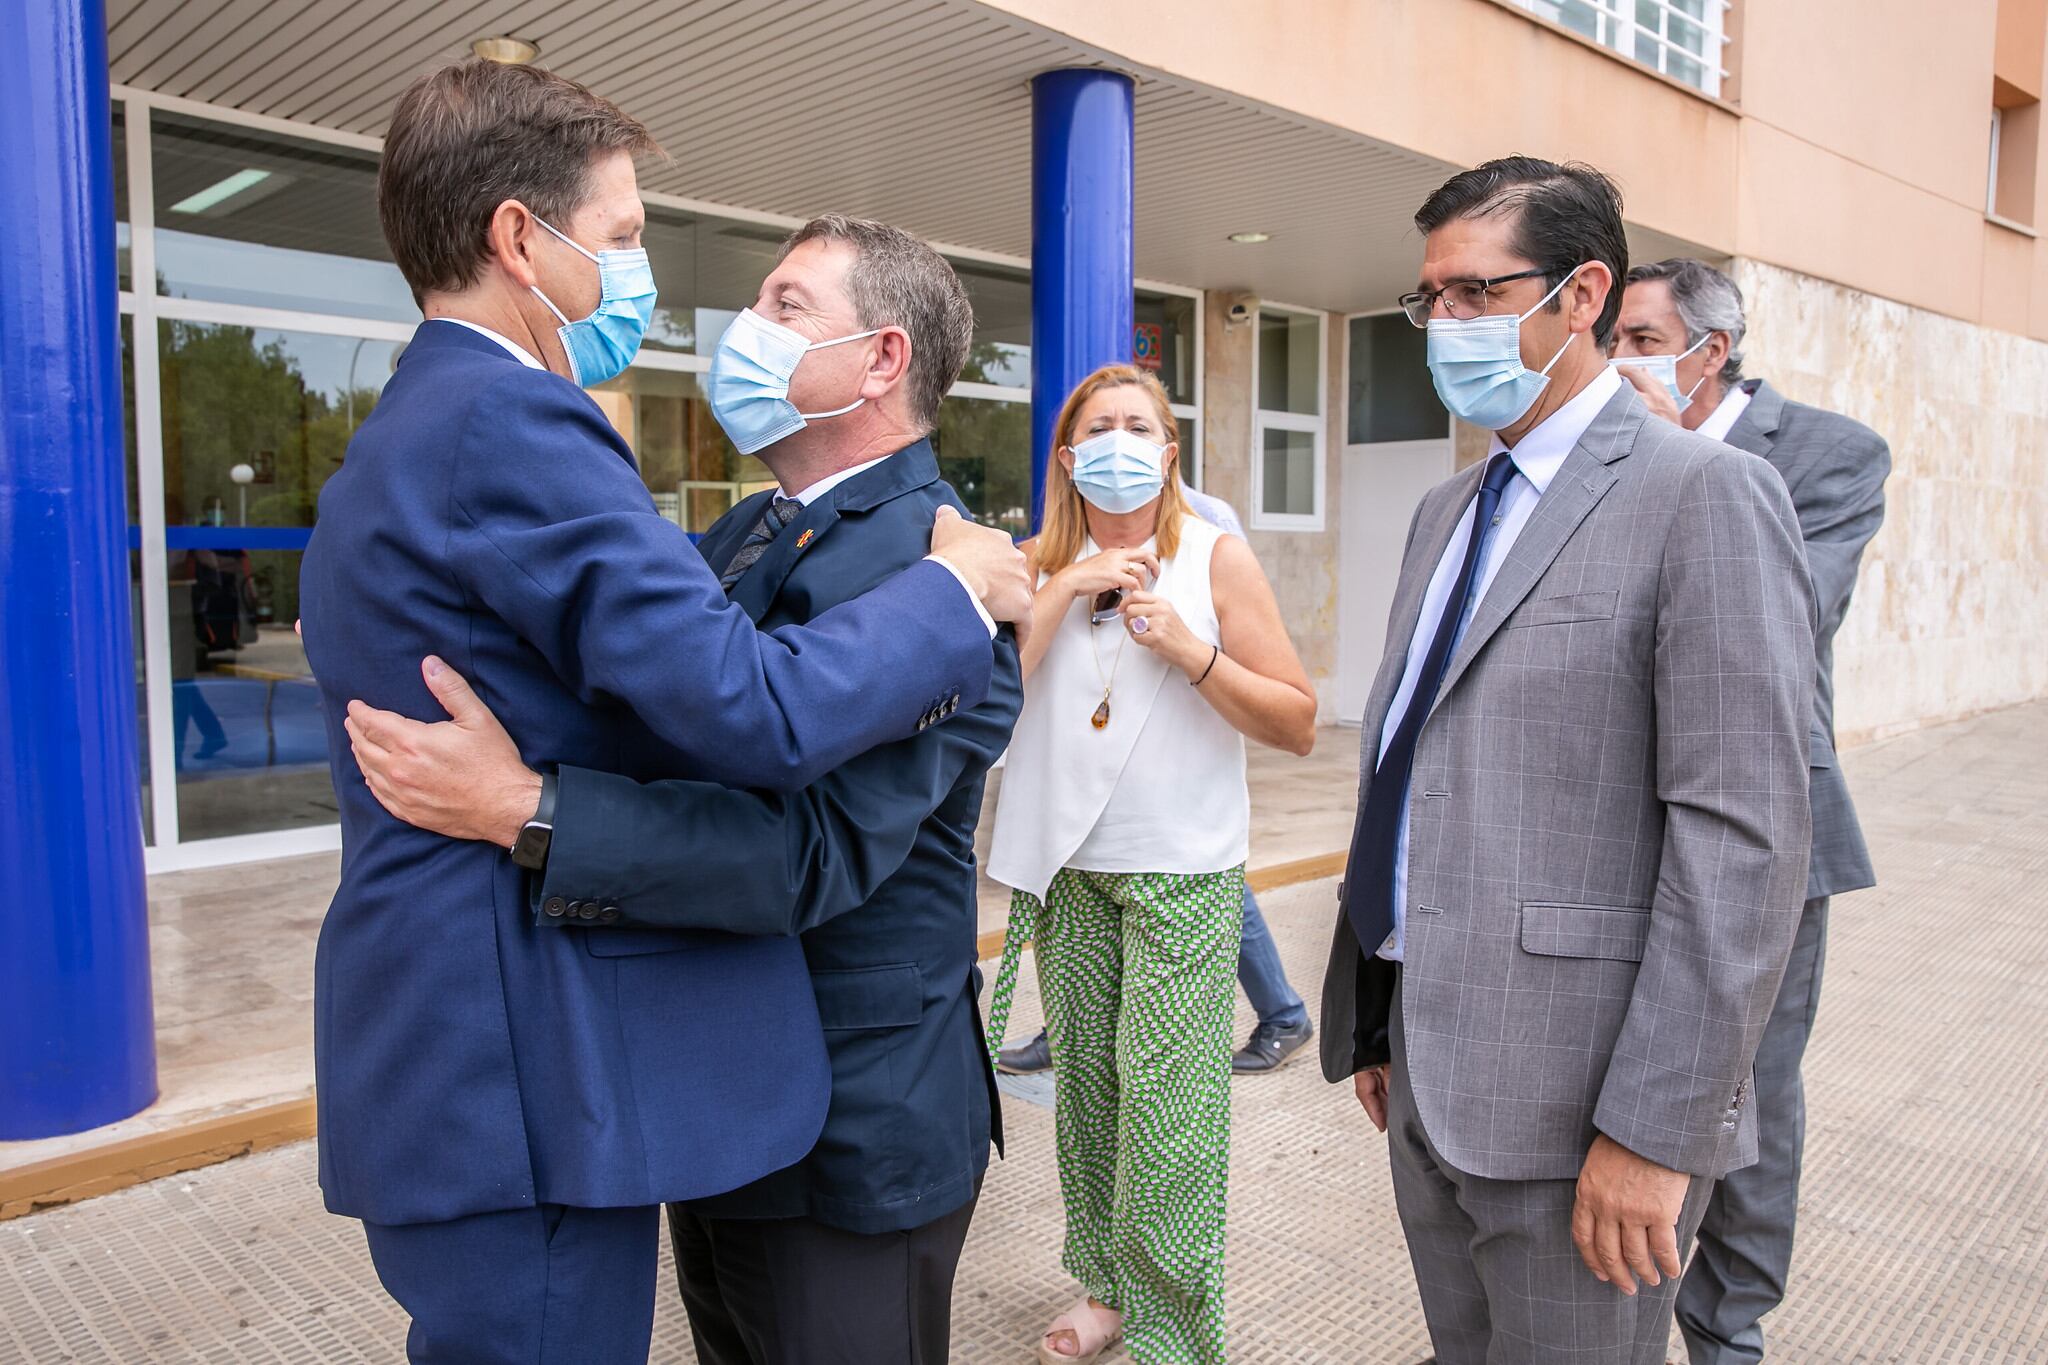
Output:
[{"xmin": 795, "ymin": 529, "xmax": 816, "ymax": 550}]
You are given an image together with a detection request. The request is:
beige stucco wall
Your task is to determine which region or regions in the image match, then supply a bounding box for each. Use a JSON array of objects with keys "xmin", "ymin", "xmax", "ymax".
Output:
[
  {"xmin": 984, "ymin": 0, "xmax": 2048, "ymax": 340},
  {"xmin": 1734, "ymin": 257, "xmax": 2048, "ymax": 745},
  {"xmin": 1198, "ymin": 293, "xmax": 1345, "ymax": 715}
]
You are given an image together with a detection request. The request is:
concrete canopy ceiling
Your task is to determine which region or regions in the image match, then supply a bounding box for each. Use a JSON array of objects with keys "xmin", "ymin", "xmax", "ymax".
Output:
[{"xmin": 107, "ymin": 0, "xmax": 1709, "ymax": 315}]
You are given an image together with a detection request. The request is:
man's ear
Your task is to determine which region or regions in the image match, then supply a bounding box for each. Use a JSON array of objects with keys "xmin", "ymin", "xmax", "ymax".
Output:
[
  {"xmin": 1571, "ymin": 262, "xmax": 1614, "ymax": 335},
  {"xmin": 486, "ymin": 201, "xmax": 544, "ymax": 291},
  {"xmin": 861, "ymin": 325, "xmax": 914, "ymax": 400}
]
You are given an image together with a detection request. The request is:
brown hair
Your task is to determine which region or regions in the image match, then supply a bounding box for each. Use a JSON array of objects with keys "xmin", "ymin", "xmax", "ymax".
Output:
[
  {"xmin": 378, "ymin": 60, "xmax": 661, "ymax": 305},
  {"xmin": 776, "ymin": 215, "xmax": 974, "ymax": 433},
  {"xmin": 1034, "ymin": 365, "xmax": 1192, "ymax": 574}
]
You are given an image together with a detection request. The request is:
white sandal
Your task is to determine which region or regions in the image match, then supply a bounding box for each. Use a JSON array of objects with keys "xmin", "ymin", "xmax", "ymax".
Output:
[{"xmin": 1037, "ymin": 1296, "xmax": 1123, "ymax": 1364}]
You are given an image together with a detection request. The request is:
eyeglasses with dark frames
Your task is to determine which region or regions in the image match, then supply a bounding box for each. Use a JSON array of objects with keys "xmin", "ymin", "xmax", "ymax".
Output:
[{"xmin": 1397, "ymin": 268, "xmax": 1553, "ymax": 328}]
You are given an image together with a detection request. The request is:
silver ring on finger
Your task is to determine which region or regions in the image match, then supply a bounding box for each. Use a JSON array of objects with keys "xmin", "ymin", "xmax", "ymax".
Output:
[{"xmin": 1130, "ymin": 616, "xmax": 1150, "ymax": 636}]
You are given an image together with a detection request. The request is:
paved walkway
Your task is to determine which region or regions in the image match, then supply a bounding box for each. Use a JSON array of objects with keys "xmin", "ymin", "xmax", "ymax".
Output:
[{"xmin": 4, "ymin": 703, "xmax": 2045, "ymax": 1362}]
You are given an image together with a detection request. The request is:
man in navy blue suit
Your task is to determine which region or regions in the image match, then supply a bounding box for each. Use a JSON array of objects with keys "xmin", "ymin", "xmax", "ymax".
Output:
[
  {"xmin": 299, "ymin": 62, "xmax": 1030, "ymax": 1364},
  {"xmin": 349, "ymin": 215, "xmax": 1024, "ymax": 1363}
]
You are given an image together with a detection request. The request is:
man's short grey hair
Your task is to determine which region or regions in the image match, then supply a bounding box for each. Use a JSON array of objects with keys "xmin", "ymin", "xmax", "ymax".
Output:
[
  {"xmin": 777, "ymin": 214, "xmax": 974, "ymax": 433},
  {"xmin": 1624, "ymin": 257, "xmax": 1747, "ymax": 383}
]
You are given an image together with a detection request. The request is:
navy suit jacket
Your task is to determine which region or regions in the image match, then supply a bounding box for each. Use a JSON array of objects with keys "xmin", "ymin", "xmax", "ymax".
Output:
[
  {"xmin": 299, "ymin": 322, "xmax": 992, "ymax": 1227},
  {"xmin": 541, "ymin": 441, "xmax": 1020, "ymax": 1235}
]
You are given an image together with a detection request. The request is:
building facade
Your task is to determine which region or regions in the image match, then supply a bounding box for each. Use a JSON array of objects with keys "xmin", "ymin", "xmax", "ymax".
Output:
[{"xmin": 61, "ymin": 0, "xmax": 2048, "ymax": 862}]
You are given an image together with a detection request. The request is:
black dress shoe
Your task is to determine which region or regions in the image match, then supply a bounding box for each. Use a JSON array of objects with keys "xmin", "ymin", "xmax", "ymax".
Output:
[
  {"xmin": 995, "ymin": 1029, "xmax": 1053, "ymax": 1075},
  {"xmin": 1231, "ymin": 1018, "xmax": 1314, "ymax": 1073}
]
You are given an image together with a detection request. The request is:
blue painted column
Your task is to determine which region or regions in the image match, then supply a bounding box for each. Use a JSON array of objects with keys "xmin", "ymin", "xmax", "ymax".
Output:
[
  {"xmin": 1030, "ymin": 69, "xmax": 1135, "ymax": 531},
  {"xmin": 0, "ymin": 0, "xmax": 158, "ymax": 1138}
]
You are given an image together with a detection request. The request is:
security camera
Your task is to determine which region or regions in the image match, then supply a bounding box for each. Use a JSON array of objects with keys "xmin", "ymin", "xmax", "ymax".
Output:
[{"xmin": 1224, "ymin": 293, "xmax": 1258, "ymax": 327}]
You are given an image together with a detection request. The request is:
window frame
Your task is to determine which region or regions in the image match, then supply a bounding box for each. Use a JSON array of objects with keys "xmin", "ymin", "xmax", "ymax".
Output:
[{"xmin": 1250, "ymin": 303, "xmax": 1328, "ymax": 533}]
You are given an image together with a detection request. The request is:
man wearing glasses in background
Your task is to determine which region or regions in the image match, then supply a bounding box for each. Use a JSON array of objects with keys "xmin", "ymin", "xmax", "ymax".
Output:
[{"xmin": 1319, "ymin": 157, "xmax": 1815, "ymax": 1365}]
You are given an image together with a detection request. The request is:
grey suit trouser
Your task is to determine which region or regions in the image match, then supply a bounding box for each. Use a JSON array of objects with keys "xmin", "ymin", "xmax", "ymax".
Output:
[
  {"xmin": 1387, "ymin": 976, "xmax": 1714, "ymax": 1365},
  {"xmin": 1677, "ymin": 895, "xmax": 1830, "ymax": 1364}
]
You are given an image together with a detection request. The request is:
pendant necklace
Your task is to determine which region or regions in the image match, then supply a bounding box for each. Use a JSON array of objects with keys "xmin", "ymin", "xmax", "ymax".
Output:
[{"xmin": 1088, "ymin": 611, "xmax": 1128, "ymax": 731}]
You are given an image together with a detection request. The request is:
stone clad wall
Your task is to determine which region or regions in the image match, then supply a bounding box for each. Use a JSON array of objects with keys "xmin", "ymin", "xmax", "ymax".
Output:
[{"xmin": 1734, "ymin": 259, "xmax": 2048, "ymax": 745}]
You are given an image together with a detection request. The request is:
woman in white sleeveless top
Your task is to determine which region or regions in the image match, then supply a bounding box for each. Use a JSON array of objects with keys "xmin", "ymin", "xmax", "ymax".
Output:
[{"xmin": 986, "ymin": 365, "xmax": 1316, "ymax": 1365}]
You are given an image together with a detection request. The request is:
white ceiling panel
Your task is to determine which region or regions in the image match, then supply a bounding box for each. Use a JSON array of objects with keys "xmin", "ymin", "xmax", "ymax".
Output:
[{"xmin": 106, "ymin": 0, "xmax": 1706, "ymax": 314}]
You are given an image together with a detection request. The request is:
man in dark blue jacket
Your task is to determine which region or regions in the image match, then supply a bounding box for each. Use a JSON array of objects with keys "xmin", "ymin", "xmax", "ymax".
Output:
[
  {"xmin": 349, "ymin": 216, "xmax": 1023, "ymax": 1363},
  {"xmin": 302, "ymin": 63, "xmax": 1028, "ymax": 1364}
]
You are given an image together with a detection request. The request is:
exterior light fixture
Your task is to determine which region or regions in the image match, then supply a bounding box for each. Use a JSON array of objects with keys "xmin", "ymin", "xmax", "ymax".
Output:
[
  {"xmin": 471, "ymin": 36, "xmax": 540, "ymax": 64},
  {"xmin": 1226, "ymin": 231, "xmax": 1272, "ymax": 244}
]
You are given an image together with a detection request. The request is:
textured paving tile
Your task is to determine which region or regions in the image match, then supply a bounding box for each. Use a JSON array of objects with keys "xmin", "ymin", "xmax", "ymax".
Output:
[{"xmin": 3, "ymin": 703, "xmax": 2044, "ymax": 1363}]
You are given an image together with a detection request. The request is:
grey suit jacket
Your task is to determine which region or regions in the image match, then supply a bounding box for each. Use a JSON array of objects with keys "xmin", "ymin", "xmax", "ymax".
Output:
[
  {"xmin": 1724, "ymin": 379, "xmax": 1889, "ymax": 901},
  {"xmin": 1319, "ymin": 382, "xmax": 1816, "ymax": 1183}
]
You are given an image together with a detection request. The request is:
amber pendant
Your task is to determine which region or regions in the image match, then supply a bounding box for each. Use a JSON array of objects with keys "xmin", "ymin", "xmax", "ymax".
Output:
[{"xmin": 1091, "ymin": 698, "xmax": 1111, "ymax": 730}]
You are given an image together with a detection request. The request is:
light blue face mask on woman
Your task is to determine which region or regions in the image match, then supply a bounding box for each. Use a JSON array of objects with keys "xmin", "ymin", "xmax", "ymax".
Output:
[
  {"xmin": 708, "ymin": 307, "xmax": 880, "ymax": 455},
  {"xmin": 1424, "ymin": 266, "xmax": 1584, "ymax": 430},
  {"xmin": 1068, "ymin": 429, "xmax": 1168, "ymax": 514},
  {"xmin": 529, "ymin": 217, "xmax": 658, "ymax": 387}
]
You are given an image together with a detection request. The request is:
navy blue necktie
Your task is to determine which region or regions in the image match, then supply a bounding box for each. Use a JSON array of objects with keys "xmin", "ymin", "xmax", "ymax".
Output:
[{"xmin": 1344, "ymin": 452, "xmax": 1520, "ymax": 956}]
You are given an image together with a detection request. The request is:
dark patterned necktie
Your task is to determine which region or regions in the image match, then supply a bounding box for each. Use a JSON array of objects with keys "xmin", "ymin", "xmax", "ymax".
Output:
[
  {"xmin": 718, "ymin": 496, "xmax": 802, "ymax": 593},
  {"xmin": 1343, "ymin": 451, "xmax": 1519, "ymax": 957}
]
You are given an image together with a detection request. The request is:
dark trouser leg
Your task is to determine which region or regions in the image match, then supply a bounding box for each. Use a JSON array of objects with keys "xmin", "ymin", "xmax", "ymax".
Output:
[
  {"xmin": 670, "ymin": 1190, "xmax": 980, "ymax": 1365},
  {"xmin": 362, "ymin": 1203, "xmax": 659, "ymax": 1365},
  {"xmin": 1387, "ymin": 978, "xmax": 1712, "ymax": 1365},
  {"xmin": 1678, "ymin": 895, "xmax": 1830, "ymax": 1365},
  {"xmin": 1234, "ymin": 887, "xmax": 1309, "ymax": 1030}
]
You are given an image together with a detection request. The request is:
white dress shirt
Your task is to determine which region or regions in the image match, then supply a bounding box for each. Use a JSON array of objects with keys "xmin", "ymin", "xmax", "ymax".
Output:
[
  {"xmin": 434, "ymin": 317, "xmax": 544, "ymax": 369},
  {"xmin": 1373, "ymin": 365, "xmax": 1623, "ymax": 960},
  {"xmin": 1694, "ymin": 379, "xmax": 1754, "ymax": 443}
]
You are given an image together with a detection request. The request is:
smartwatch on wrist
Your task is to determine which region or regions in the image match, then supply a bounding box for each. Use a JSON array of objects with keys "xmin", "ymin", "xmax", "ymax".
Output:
[{"xmin": 509, "ymin": 772, "xmax": 558, "ymax": 872}]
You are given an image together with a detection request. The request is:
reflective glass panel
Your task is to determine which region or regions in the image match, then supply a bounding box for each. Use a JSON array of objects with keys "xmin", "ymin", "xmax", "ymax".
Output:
[
  {"xmin": 932, "ymin": 396, "xmax": 1033, "ymax": 538},
  {"xmin": 956, "ymin": 260, "xmax": 1032, "ymax": 388},
  {"xmin": 114, "ymin": 108, "xmax": 131, "ymax": 292},
  {"xmin": 1348, "ymin": 313, "xmax": 1446, "ymax": 444},
  {"xmin": 1261, "ymin": 428, "xmax": 1317, "ymax": 518},
  {"xmin": 1258, "ymin": 311, "xmax": 1322, "ymax": 415},
  {"xmin": 150, "ymin": 112, "xmax": 414, "ymax": 322},
  {"xmin": 1135, "ymin": 291, "xmax": 1198, "ymax": 406},
  {"xmin": 586, "ymin": 367, "xmax": 773, "ymax": 533},
  {"xmin": 158, "ymin": 321, "xmax": 399, "ymax": 840}
]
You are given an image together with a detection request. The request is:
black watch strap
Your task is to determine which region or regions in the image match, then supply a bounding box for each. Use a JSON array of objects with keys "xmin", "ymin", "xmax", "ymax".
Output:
[{"xmin": 509, "ymin": 771, "xmax": 558, "ymax": 871}]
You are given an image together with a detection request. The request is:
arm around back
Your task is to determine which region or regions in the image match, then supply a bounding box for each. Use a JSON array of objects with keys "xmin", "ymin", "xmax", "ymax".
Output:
[
  {"xmin": 540, "ymin": 631, "xmax": 1024, "ymax": 934},
  {"xmin": 443, "ymin": 371, "xmax": 992, "ymax": 792}
]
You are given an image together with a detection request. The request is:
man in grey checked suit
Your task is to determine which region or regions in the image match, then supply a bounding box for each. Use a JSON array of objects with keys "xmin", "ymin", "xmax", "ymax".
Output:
[
  {"xmin": 1616, "ymin": 258, "xmax": 1891, "ymax": 1365},
  {"xmin": 1319, "ymin": 158, "xmax": 1817, "ymax": 1365}
]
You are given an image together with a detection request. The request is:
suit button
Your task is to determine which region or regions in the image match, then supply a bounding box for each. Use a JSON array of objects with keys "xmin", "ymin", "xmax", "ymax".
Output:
[
  {"xmin": 543, "ymin": 897, "xmax": 567, "ymax": 918},
  {"xmin": 577, "ymin": 903, "xmax": 599, "ymax": 921},
  {"xmin": 598, "ymin": 907, "xmax": 620, "ymax": 924}
]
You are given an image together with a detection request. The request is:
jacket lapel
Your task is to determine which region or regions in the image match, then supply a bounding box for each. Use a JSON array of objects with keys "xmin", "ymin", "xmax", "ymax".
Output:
[
  {"xmin": 1721, "ymin": 378, "xmax": 1781, "ymax": 461},
  {"xmin": 725, "ymin": 441, "xmax": 943, "ymax": 622},
  {"xmin": 729, "ymin": 500, "xmax": 839, "ymax": 622},
  {"xmin": 1428, "ymin": 385, "xmax": 1640, "ymax": 713}
]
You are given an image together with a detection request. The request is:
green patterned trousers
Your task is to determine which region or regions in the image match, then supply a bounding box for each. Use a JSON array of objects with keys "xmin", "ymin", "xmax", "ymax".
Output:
[{"xmin": 987, "ymin": 865, "xmax": 1247, "ymax": 1365}]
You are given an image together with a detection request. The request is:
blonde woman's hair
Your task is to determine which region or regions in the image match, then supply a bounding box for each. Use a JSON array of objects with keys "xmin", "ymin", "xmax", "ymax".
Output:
[{"xmin": 1034, "ymin": 364, "xmax": 1192, "ymax": 574}]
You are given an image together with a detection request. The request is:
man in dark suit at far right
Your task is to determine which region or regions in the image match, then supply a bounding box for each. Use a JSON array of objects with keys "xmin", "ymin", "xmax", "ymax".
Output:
[{"xmin": 1613, "ymin": 257, "xmax": 1892, "ymax": 1365}]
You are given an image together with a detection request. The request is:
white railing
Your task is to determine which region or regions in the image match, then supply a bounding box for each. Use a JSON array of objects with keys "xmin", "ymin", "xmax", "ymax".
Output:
[{"xmin": 1510, "ymin": 0, "xmax": 1732, "ymax": 99}]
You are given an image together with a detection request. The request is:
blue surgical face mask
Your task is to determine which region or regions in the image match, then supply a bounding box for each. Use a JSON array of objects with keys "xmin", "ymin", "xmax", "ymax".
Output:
[
  {"xmin": 1068, "ymin": 429, "xmax": 1167, "ymax": 514},
  {"xmin": 1608, "ymin": 332, "xmax": 1711, "ymax": 413},
  {"xmin": 1424, "ymin": 267, "xmax": 1583, "ymax": 431},
  {"xmin": 528, "ymin": 217, "xmax": 657, "ymax": 387},
  {"xmin": 708, "ymin": 307, "xmax": 880, "ymax": 456}
]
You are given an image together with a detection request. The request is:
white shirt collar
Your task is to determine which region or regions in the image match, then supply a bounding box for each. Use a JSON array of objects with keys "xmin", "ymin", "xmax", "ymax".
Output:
[
  {"xmin": 434, "ymin": 317, "xmax": 545, "ymax": 370},
  {"xmin": 785, "ymin": 453, "xmax": 894, "ymax": 505},
  {"xmin": 1694, "ymin": 380, "xmax": 1754, "ymax": 443},
  {"xmin": 1486, "ymin": 364, "xmax": 1622, "ymax": 494}
]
